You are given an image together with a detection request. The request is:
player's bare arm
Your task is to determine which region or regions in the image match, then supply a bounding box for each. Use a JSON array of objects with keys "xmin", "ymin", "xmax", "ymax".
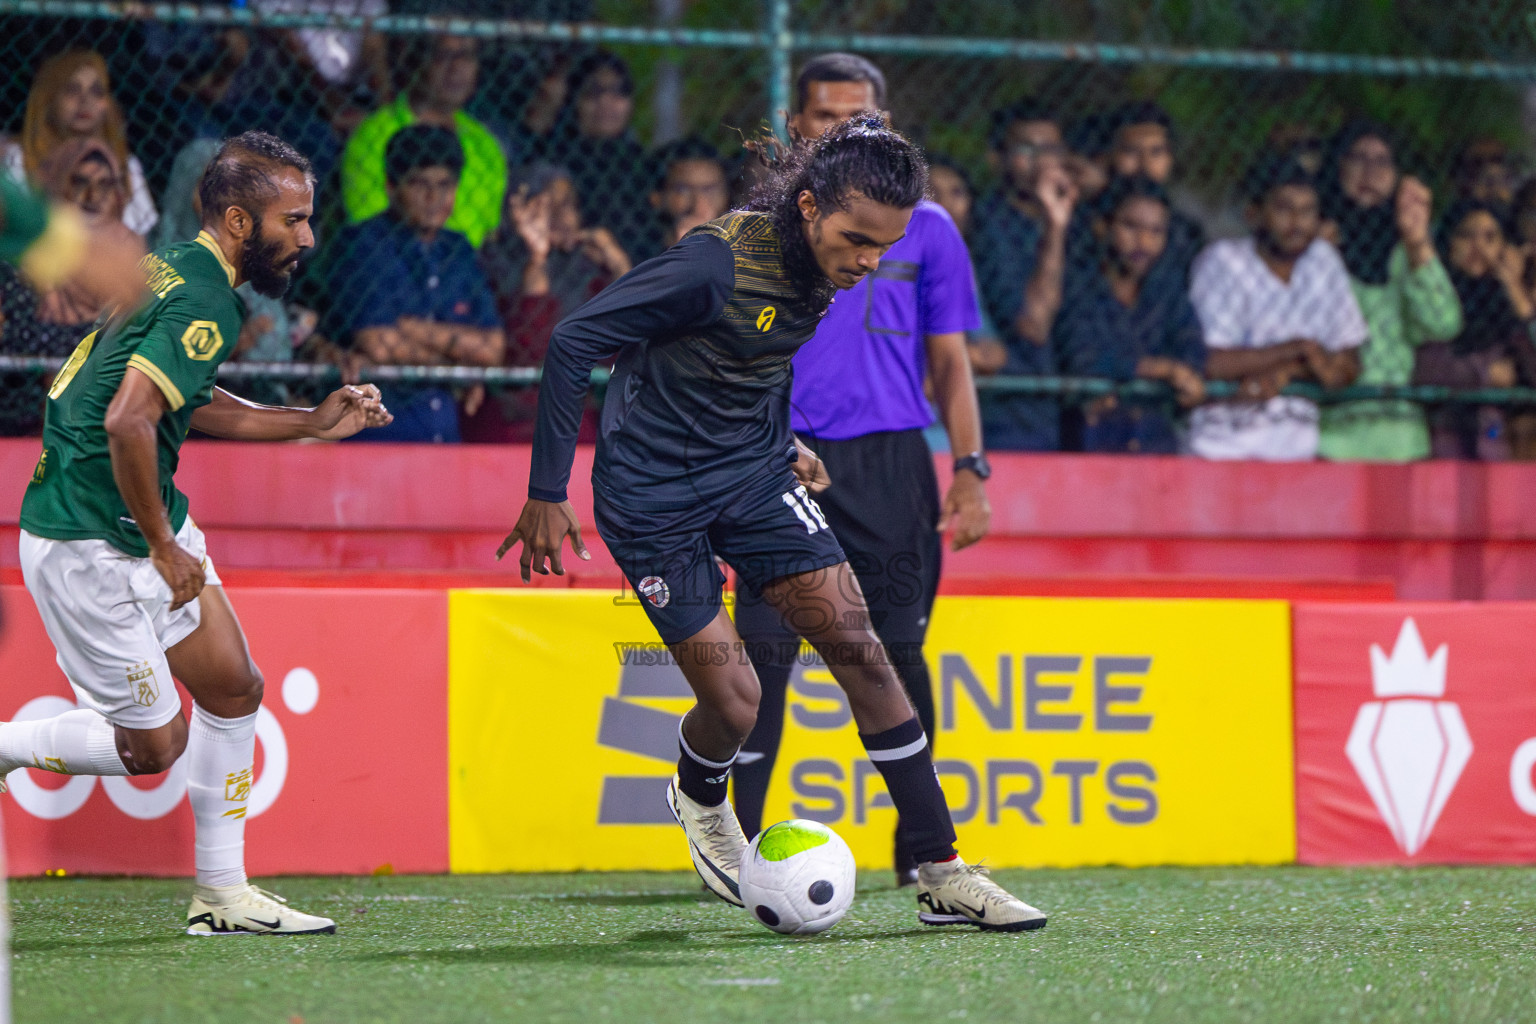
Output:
[
  {"xmin": 497, "ymin": 498, "xmax": 590, "ymax": 581},
  {"xmin": 189, "ymin": 384, "xmax": 394, "ymax": 441},
  {"xmin": 926, "ymin": 330, "xmax": 991, "ymax": 550},
  {"xmin": 105, "ymin": 367, "xmax": 205, "ymax": 610}
]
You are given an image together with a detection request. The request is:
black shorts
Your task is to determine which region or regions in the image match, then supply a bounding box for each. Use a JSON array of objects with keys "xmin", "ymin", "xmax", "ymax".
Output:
[
  {"xmin": 735, "ymin": 427, "xmax": 941, "ymax": 656},
  {"xmin": 594, "ymin": 482, "xmax": 847, "ymax": 644}
]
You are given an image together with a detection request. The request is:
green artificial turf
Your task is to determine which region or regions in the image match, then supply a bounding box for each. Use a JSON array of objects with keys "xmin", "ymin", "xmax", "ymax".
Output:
[{"xmin": 11, "ymin": 866, "xmax": 1536, "ymax": 1024}]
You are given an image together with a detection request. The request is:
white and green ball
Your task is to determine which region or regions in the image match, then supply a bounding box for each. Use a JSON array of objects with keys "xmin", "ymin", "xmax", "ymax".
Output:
[{"xmin": 739, "ymin": 819, "xmax": 856, "ymax": 935}]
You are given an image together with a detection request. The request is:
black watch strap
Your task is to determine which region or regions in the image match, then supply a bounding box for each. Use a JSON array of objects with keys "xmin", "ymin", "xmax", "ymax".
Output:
[{"xmin": 953, "ymin": 452, "xmax": 992, "ymax": 480}]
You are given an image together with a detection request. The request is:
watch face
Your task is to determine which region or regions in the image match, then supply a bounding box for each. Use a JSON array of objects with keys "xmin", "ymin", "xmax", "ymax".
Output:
[{"xmin": 956, "ymin": 454, "xmax": 991, "ymax": 479}]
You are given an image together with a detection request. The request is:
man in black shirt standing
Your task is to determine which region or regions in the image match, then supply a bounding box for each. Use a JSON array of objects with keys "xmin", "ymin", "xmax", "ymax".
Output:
[{"xmin": 499, "ymin": 115, "xmax": 1046, "ymax": 933}]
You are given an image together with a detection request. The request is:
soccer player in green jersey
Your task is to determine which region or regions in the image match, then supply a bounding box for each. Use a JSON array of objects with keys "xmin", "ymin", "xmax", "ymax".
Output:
[{"xmin": 0, "ymin": 131, "xmax": 392, "ymax": 936}]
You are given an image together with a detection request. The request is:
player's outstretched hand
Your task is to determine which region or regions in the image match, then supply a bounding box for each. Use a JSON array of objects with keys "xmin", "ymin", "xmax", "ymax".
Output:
[
  {"xmin": 309, "ymin": 384, "xmax": 393, "ymax": 440},
  {"xmin": 497, "ymin": 498, "xmax": 591, "ymax": 582},
  {"xmin": 937, "ymin": 470, "xmax": 991, "ymax": 551},
  {"xmin": 151, "ymin": 540, "xmax": 206, "ymax": 611},
  {"xmin": 792, "ymin": 437, "xmax": 832, "ymax": 492}
]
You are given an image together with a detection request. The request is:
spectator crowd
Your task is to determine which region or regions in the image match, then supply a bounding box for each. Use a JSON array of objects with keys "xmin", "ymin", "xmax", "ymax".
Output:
[{"xmin": 5, "ymin": 26, "xmax": 1536, "ymax": 462}]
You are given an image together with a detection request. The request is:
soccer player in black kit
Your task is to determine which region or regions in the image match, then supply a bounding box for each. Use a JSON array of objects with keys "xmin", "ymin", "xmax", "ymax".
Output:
[{"xmin": 500, "ymin": 114, "xmax": 1046, "ymax": 931}]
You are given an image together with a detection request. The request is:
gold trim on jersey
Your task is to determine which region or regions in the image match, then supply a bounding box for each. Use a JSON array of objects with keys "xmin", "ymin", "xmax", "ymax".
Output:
[
  {"xmin": 127, "ymin": 354, "xmax": 187, "ymax": 411},
  {"xmin": 692, "ymin": 212, "xmax": 800, "ymax": 297},
  {"xmin": 195, "ymin": 230, "xmax": 237, "ymax": 287}
]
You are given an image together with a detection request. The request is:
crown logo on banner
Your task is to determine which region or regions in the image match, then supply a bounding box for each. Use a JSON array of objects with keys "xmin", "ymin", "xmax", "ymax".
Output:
[
  {"xmin": 1367, "ymin": 618, "xmax": 1447, "ymax": 697},
  {"xmin": 1345, "ymin": 619, "xmax": 1472, "ymax": 857}
]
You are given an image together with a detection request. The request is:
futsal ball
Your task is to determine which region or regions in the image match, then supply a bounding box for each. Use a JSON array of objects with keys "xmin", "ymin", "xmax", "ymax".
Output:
[{"xmin": 739, "ymin": 819, "xmax": 856, "ymax": 935}]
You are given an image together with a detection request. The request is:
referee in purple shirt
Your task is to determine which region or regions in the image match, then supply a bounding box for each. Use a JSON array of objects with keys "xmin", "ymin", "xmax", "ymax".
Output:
[{"xmin": 733, "ymin": 53, "xmax": 993, "ymax": 885}]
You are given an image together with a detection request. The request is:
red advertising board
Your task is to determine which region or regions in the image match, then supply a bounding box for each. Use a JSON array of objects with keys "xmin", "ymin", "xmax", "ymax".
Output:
[
  {"xmin": 0, "ymin": 584, "xmax": 449, "ymax": 876},
  {"xmin": 1294, "ymin": 603, "xmax": 1536, "ymax": 863}
]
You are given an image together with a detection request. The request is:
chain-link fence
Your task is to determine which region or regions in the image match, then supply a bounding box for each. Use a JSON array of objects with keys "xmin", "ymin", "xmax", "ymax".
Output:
[{"xmin": 4, "ymin": 1, "xmax": 1536, "ymax": 456}]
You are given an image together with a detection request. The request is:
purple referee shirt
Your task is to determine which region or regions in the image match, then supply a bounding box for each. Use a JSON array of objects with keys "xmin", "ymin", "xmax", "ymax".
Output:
[{"xmin": 790, "ymin": 200, "xmax": 983, "ymax": 441}]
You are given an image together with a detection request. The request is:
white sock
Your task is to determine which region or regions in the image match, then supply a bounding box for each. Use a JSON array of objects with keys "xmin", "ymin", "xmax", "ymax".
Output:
[
  {"xmin": 0, "ymin": 708, "xmax": 128, "ymax": 776},
  {"xmin": 186, "ymin": 704, "xmax": 256, "ymax": 891}
]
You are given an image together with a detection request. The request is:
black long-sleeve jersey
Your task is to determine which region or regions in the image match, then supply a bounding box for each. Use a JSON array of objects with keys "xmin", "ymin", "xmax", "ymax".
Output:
[{"xmin": 528, "ymin": 212, "xmax": 829, "ymax": 512}]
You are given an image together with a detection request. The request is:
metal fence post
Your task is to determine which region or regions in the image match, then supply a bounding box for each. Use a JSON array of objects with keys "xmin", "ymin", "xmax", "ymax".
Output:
[{"xmin": 768, "ymin": 0, "xmax": 792, "ymax": 142}]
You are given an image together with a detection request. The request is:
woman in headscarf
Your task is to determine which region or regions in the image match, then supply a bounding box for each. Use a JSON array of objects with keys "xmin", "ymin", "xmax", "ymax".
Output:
[
  {"xmin": 534, "ymin": 50, "xmax": 651, "ymax": 261},
  {"xmin": 3, "ymin": 49, "xmax": 158, "ymax": 237},
  {"xmin": 1414, "ymin": 199, "xmax": 1536, "ymax": 459},
  {"xmin": 0, "ymin": 138, "xmax": 146, "ymax": 435},
  {"xmin": 1317, "ymin": 120, "xmax": 1463, "ymax": 462}
]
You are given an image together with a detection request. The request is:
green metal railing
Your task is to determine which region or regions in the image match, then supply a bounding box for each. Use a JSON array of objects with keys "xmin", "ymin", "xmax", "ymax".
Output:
[
  {"xmin": 5, "ymin": 355, "xmax": 1534, "ymax": 407},
  {"xmin": 7, "ymin": 2, "xmax": 1536, "ymax": 81}
]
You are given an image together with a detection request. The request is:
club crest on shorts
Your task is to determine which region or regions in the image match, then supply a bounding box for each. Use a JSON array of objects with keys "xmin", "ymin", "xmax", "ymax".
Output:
[
  {"xmin": 126, "ymin": 660, "xmax": 160, "ymax": 707},
  {"xmin": 638, "ymin": 575, "xmax": 671, "ymax": 608}
]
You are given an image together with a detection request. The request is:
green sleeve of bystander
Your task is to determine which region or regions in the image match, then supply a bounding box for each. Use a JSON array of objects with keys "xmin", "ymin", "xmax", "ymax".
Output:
[{"xmin": 1393, "ymin": 244, "xmax": 1463, "ymax": 346}]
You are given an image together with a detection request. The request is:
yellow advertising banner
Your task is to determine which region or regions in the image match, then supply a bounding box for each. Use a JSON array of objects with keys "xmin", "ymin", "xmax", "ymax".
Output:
[{"xmin": 449, "ymin": 592, "xmax": 1296, "ymax": 872}]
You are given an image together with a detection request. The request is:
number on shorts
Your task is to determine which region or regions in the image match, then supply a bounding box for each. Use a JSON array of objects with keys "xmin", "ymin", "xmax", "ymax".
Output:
[
  {"xmin": 782, "ymin": 485, "xmax": 830, "ymax": 534},
  {"xmin": 48, "ymin": 330, "xmax": 97, "ymax": 400}
]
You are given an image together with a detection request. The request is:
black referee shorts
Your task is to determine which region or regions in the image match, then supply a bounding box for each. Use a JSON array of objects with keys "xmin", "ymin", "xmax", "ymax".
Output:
[
  {"xmin": 735, "ymin": 427, "xmax": 942, "ymax": 656},
  {"xmin": 594, "ymin": 481, "xmax": 847, "ymax": 645}
]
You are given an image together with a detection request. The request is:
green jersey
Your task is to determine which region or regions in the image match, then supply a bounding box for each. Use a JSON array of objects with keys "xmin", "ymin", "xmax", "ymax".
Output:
[{"xmin": 20, "ymin": 231, "xmax": 245, "ymax": 556}]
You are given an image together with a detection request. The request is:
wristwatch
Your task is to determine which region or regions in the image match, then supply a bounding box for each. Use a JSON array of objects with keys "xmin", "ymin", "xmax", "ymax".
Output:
[{"xmin": 953, "ymin": 451, "xmax": 992, "ymax": 480}]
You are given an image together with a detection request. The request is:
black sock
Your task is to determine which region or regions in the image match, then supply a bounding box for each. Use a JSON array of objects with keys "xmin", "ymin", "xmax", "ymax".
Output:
[
  {"xmin": 860, "ymin": 717, "xmax": 957, "ymax": 864},
  {"xmin": 676, "ymin": 718, "xmax": 735, "ymax": 807},
  {"xmin": 892, "ymin": 651, "xmax": 938, "ymax": 873}
]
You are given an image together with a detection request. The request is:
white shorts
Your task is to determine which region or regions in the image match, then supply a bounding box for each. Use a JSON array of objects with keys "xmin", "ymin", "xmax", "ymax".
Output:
[{"xmin": 19, "ymin": 520, "xmax": 221, "ymax": 730}]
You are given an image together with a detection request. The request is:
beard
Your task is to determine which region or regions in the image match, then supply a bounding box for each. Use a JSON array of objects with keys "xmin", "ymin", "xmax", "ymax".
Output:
[
  {"xmin": 242, "ymin": 219, "xmax": 296, "ymax": 299},
  {"xmin": 1254, "ymin": 226, "xmax": 1310, "ymax": 264}
]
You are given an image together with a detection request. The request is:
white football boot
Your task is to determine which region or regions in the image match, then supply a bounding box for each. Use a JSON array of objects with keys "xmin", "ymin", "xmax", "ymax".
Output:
[
  {"xmin": 916, "ymin": 858, "xmax": 1048, "ymax": 932},
  {"xmin": 665, "ymin": 774, "xmax": 747, "ymax": 907},
  {"xmin": 186, "ymin": 883, "xmax": 337, "ymax": 936}
]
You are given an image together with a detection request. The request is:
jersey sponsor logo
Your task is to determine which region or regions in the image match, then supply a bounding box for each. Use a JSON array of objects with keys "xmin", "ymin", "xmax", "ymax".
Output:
[
  {"xmin": 638, "ymin": 575, "xmax": 671, "ymax": 609},
  {"xmin": 30, "ymin": 448, "xmax": 47, "ymax": 484},
  {"xmin": 140, "ymin": 255, "xmax": 185, "ymax": 298},
  {"xmin": 126, "ymin": 661, "xmax": 160, "ymax": 707},
  {"xmin": 756, "ymin": 305, "xmax": 777, "ymax": 332},
  {"xmin": 181, "ymin": 320, "xmax": 225, "ymax": 361}
]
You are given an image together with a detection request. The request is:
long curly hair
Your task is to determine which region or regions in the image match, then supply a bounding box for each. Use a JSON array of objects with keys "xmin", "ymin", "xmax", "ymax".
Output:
[
  {"xmin": 747, "ymin": 111, "xmax": 927, "ymax": 311},
  {"xmin": 21, "ymin": 50, "xmax": 130, "ymax": 183}
]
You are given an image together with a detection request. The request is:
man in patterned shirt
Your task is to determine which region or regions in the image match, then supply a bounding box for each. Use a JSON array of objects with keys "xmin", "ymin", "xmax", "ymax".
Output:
[{"xmin": 0, "ymin": 131, "xmax": 391, "ymax": 936}]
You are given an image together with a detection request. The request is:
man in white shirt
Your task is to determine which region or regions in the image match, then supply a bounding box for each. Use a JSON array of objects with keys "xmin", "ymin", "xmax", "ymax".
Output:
[{"xmin": 1190, "ymin": 152, "xmax": 1367, "ymax": 459}]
